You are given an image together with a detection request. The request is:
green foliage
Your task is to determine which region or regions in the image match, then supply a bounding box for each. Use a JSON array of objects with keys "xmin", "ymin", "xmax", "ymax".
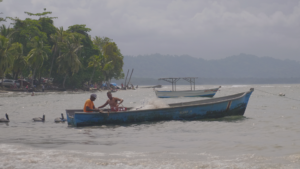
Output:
[
  {"xmin": 0, "ymin": 10, "xmax": 124, "ymax": 89},
  {"xmin": 10, "ymin": 43, "xmax": 27, "ymax": 78},
  {"xmin": 67, "ymin": 24, "xmax": 91, "ymax": 36},
  {"xmin": 26, "ymin": 36, "xmax": 50, "ymax": 86},
  {"xmin": 102, "ymin": 42, "xmax": 124, "ymax": 80},
  {"xmin": 93, "ymin": 36, "xmax": 112, "ymax": 51},
  {"xmin": 57, "ymin": 33, "xmax": 83, "ymax": 75},
  {"xmin": 0, "ymin": 35, "xmax": 19, "ymax": 80}
]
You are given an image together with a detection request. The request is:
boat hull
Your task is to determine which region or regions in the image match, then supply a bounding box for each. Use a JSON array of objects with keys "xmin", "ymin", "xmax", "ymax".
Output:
[
  {"xmin": 155, "ymin": 87, "xmax": 219, "ymax": 98},
  {"xmin": 66, "ymin": 89, "xmax": 254, "ymax": 127}
]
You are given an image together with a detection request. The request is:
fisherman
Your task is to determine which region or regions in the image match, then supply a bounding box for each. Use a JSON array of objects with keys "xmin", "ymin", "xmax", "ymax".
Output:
[
  {"xmin": 83, "ymin": 93, "xmax": 99, "ymax": 112},
  {"xmin": 98, "ymin": 91, "xmax": 123, "ymax": 111}
]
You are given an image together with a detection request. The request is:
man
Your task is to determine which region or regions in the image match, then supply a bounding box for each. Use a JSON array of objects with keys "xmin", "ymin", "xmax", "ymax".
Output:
[
  {"xmin": 42, "ymin": 84, "xmax": 45, "ymax": 92},
  {"xmin": 83, "ymin": 94, "xmax": 99, "ymax": 112},
  {"xmin": 98, "ymin": 91, "xmax": 123, "ymax": 111}
]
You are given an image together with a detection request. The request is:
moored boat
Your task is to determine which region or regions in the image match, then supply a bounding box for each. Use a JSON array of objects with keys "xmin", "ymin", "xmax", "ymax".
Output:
[
  {"xmin": 155, "ymin": 87, "xmax": 220, "ymax": 98},
  {"xmin": 66, "ymin": 88, "xmax": 254, "ymax": 127},
  {"xmin": 155, "ymin": 77, "xmax": 220, "ymax": 98}
]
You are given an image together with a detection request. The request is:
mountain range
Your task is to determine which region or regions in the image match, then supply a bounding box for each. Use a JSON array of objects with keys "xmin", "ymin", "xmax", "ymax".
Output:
[{"xmin": 122, "ymin": 53, "xmax": 300, "ymax": 79}]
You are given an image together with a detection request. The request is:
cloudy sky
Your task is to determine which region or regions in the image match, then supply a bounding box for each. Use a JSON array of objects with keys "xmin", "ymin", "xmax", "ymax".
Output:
[{"xmin": 1, "ymin": 0, "xmax": 300, "ymax": 60}]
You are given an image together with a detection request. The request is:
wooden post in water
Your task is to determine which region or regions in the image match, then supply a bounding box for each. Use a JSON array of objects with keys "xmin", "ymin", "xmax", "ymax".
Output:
[
  {"xmin": 124, "ymin": 69, "xmax": 129, "ymax": 89},
  {"xmin": 127, "ymin": 69, "xmax": 134, "ymax": 88}
]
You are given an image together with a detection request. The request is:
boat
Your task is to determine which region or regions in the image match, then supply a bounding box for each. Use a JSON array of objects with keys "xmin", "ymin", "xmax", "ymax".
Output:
[
  {"xmin": 140, "ymin": 85, "xmax": 162, "ymax": 88},
  {"xmin": 65, "ymin": 88, "xmax": 254, "ymax": 127},
  {"xmin": 155, "ymin": 77, "xmax": 220, "ymax": 98},
  {"xmin": 155, "ymin": 87, "xmax": 220, "ymax": 98}
]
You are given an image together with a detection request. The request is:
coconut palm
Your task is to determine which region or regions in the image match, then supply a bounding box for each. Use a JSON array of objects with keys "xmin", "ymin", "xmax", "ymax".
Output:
[
  {"xmin": 88, "ymin": 53, "xmax": 113, "ymax": 85},
  {"xmin": 49, "ymin": 27, "xmax": 65, "ymax": 78},
  {"xmin": 11, "ymin": 43, "xmax": 26, "ymax": 80},
  {"xmin": 0, "ymin": 35, "xmax": 19, "ymax": 88},
  {"xmin": 93, "ymin": 36, "xmax": 112, "ymax": 52},
  {"xmin": 57, "ymin": 33, "xmax": 83, "ymax": 88},
  {"xmin": 27, "ymin": 36, "xmax": 50, "ymax": 86}
]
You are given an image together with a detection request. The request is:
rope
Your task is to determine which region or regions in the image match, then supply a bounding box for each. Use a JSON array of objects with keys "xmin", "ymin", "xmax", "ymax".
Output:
[{"xmin": 255, "ymin": 88, "xmax": 300, "ymax": 102}]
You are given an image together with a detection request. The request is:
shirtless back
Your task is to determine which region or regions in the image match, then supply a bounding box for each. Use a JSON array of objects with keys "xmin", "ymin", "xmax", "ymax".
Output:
[
  {"xmin": 106, "ymin": 97, "xmax": 122, "ymax": 108},
  {"xmin": 98, "ymin": 92, "xmax": 123, "ymax": 109}
]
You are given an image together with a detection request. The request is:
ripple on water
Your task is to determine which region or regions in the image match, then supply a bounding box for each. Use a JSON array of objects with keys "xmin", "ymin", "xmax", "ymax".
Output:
[
  {"xmin": 1, "ymin": 85, "xmax": 300, "ymax": 168},
  {"xmin": 0, "ymin": 144, "xmax": 299, "ymax": 169}
]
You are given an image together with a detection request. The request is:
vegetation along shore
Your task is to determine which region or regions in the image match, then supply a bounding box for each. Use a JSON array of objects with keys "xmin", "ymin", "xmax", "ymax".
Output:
[{"xmin": 0, "ymin": 9, "xmax": 124, "ymax": 91}]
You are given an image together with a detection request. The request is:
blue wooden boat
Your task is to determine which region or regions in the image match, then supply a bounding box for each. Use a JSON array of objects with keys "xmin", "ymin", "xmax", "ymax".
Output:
[{"xmin": 66, "ymin": 88, "xmax": 254, "ymax": 127}]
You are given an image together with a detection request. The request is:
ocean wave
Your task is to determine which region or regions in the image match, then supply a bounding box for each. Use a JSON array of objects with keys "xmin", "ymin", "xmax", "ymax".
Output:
[
  {"xmin": 0, "ymin": 144, "xmax": 299, "ymax": 169},
  {"xmin": 231, "ymin": 85, "xmax": 248, "ymax": 88}
]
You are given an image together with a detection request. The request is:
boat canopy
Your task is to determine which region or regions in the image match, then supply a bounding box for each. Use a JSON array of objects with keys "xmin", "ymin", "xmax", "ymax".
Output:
[{"xmin": 158, "ymin": 77, "xmax": 198, "ymax": 91}]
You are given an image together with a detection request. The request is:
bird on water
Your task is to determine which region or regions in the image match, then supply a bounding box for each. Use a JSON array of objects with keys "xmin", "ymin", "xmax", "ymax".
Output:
[
  {"xmin": 33, "ymin": 115, "xmax": 45, "ymax": 122},
  {"xmin": 0, "ymin": 114, "xmax": 9, "ymax": 122},
  {"xmin": 54, "ymin": 113, "xmax": 67, "ymax": 123}
]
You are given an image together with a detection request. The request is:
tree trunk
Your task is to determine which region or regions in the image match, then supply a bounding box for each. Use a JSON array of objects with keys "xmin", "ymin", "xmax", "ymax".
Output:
[
  {"xmin": 49, "ymin": 46, "xmax": 57, "ymax": 78},
  {"xmin": 31, "ymin": 68, "xmax": 36, "ymax": 87},
  {"xmin": 89, "ymin": 66, "xmax": 96, "ymax": 85},
  {"xmin": 15, "ymin": 69, "xmax": 20, "ymax": 80},
  {"xmin": 1, "ymin": 77, "xmax": 3, "ymax": 89},
  {"xmin": 38, "ymin": 71, "xmax": 41, "ymax": 85},
  {"xmin": 63, "ymin": 74, "xmax": 67, "ymax": 89}
]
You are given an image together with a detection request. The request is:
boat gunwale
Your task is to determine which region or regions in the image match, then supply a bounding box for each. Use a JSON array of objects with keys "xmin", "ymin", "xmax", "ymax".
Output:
[
  {"xmin": 155, "ymin": 87, "xmax": 220, "ymax": 93},
  {"xmin": 70, "ymin": 88, "xmax": 253, "ymax": 115}
]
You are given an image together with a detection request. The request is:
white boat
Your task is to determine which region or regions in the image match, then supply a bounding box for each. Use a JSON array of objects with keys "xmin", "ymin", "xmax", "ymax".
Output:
[
  {"xmin": 155, "ymin": 77, "xmax": 220, "ymax": 98},
  {"xmin": 155, "ymin": 87, "xmax": 220, "ymax": 98}
]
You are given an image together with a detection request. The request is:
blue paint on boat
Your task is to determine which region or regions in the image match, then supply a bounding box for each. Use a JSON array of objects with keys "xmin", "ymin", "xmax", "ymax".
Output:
[{"xmin": 66, "ymin": 88, "xmax": 254, "ymax": 127}]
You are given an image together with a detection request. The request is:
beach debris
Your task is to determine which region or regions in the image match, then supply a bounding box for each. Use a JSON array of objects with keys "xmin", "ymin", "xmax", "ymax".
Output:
[{"xmin": 279, "ymin": 93, "xmax": 285, "ymax": 96}]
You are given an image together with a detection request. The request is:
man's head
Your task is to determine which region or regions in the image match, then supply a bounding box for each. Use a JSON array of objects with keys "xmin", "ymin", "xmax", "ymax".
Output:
[
  {"xmin": 90, "ymin": 93, "xmax": 97, "ymax": 101},
  {"xmin": 107, "ymin": 91, "xmax": 112, "ymax": 99}
]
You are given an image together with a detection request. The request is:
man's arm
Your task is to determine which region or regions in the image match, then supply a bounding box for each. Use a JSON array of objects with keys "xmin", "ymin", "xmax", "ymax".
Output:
[
  {"xmin": 116, "ymin": 98, "xmax": 123, "ymax": 106},
  {"xmin": 98, "ymin": 100, "xmax": 109, "ymax": 108},
  {"xmin": 86, "ymin": 106, "xmax": 99, "ymax": 111}
]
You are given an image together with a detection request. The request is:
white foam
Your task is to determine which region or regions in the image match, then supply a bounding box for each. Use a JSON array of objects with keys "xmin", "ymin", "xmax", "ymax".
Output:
[
  {"xmin": 260, "ymin": 86, "xmax": 274, "ymax": 88},
  {"xmin": 231, "ymin": 85, "xmax": 248, "ymax": 88},
  {"xmin": 134, "ymin": 98, "xmax": 169, "ymax": 110},
  {"xmin": 0, "ymin": 144, "xmax": 298, "ymax": 169}
]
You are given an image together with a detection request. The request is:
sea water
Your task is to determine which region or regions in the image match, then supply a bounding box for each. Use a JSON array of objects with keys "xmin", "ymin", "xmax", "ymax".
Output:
[{"xmin": 1, "ymin": 84, "xmax": 300, "ymax": 169}]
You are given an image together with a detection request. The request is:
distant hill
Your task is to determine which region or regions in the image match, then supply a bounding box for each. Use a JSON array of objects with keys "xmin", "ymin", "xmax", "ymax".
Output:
[{"xmin": 122, "ymin": 53, "xmax": 300, "ymax": 78}]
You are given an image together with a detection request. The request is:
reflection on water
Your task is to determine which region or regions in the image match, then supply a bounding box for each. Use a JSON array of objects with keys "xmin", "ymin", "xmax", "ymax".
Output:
[
  {"xmin": 1, "ymin": 84, "xmax": 300, "ymax": 168},
  {"xmin": 197, "ymin": 115, "xmax": 248, "ymax": 122}
]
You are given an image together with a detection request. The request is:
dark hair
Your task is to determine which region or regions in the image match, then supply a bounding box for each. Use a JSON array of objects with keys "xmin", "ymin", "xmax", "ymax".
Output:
[{"xmin": 107, "ymin": 91, "xmax": 111, "ymax": 95}]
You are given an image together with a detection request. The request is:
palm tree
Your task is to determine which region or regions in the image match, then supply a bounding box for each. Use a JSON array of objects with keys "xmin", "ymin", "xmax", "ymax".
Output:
[
  {"xmin": 27, "ymin": 36, "xmax": 50, "ymax": 87},
  {"xmin": 87, "ymin": 53, "xmax": 113, "ymax": 85},
  {"xmin": 93, "ymin": 36, "xmax": 112, "ymax": 52},
  {"xmin": 0, "ymin": 35, "xmax": 18, "ymax": 88},
  {"xmin": 49, "ymin": 27, "xmax": 65, "ymax": 78},
  {"xmin": 11, "ymin": 43, "xmax": 26, "ymax": 80},
  {"xmin": 0, "ymin": 25, "xmax": 17, "ymax": 40},
  {"xmin": 57, "ymin": 33, "xmax": 83, "ymax": 88}
]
